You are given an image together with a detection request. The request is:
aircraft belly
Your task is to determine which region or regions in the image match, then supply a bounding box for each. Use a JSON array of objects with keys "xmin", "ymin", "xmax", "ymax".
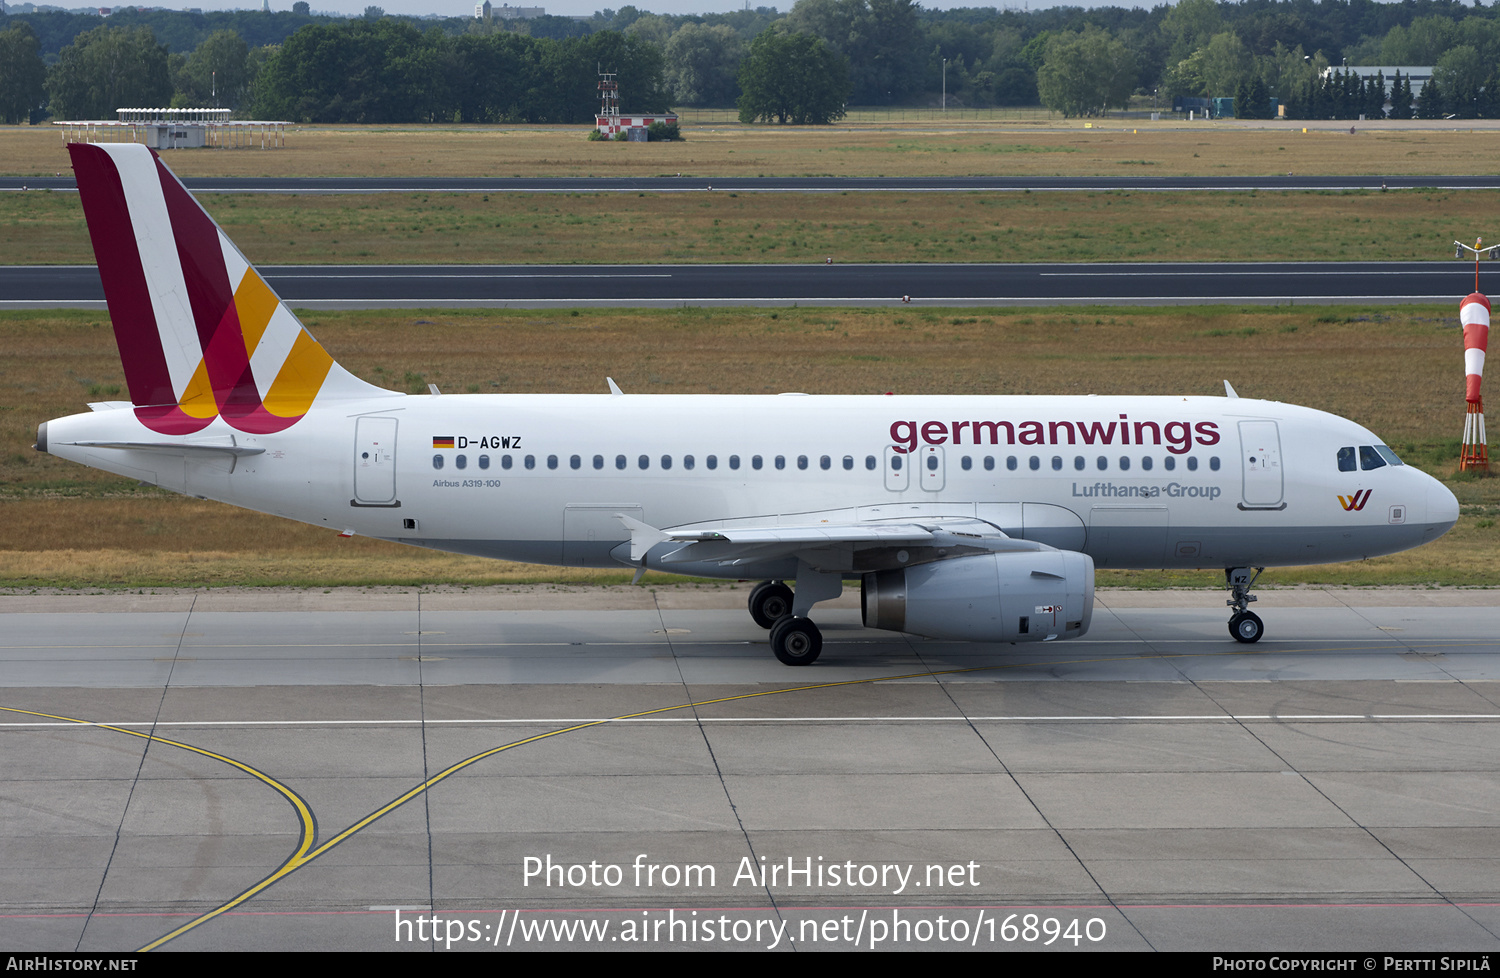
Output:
[{"xmin": 1154, "ymin": 523, "xmax": 1442, "ymax": 569}]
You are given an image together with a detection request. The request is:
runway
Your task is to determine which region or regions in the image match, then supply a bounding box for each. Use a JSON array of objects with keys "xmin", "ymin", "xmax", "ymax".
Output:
[
  {"xmin": 5, "ymin": 174, "xmax": 1500, "ymax": 194},
  {"xmin": 4, "ymin": 585, "xmax": 1500, "ymax": 952},
  {"xmin": 3, "ymin": 260, "xmax": 1480, "ymax": 310}
]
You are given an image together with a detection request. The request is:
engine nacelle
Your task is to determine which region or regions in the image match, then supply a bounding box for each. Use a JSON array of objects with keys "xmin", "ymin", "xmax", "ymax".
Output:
[{"xmin": 862, "ymin": 551, "xmax": 1094, "ymax": 643}]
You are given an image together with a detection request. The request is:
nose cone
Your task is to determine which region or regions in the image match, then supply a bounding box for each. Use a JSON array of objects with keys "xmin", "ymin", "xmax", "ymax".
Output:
[{"xmin": 1427, "ymin": 475, "xmax": 1460, "ymax": 535}]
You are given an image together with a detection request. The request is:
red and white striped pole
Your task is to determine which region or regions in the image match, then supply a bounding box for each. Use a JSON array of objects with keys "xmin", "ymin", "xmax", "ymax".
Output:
[{"xmin": 1460, "ymin": 291, "xmax": 1490, "ymax": 473}]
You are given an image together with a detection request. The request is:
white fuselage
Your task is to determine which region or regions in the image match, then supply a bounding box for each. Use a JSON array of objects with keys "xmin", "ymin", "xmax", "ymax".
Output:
[{"xmin": 42, "ymin": 392, "xmax": 1459, "ymax": 578}]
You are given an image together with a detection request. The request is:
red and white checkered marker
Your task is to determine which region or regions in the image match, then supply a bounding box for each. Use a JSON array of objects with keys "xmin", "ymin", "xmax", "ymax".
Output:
[{"xmin": 1461, "ymin": 291, "xmax": 1490, "ymax": 472}]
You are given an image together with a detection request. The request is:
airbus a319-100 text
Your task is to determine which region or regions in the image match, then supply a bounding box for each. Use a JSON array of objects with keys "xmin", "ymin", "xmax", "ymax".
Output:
[{"xmin": 36, "ymin": 143, "xmax": 1460, "ymax": 664}]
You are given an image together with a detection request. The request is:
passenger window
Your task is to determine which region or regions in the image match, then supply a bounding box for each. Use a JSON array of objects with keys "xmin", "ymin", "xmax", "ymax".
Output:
[
  {"xmin": 891, "ymin": 455, "xmax": 903, "ymax": 471},
  {"xmin": 843, "ymin": 456, "xmax": 854, "ymax": 470},
  {"xmin": 730, "ymin": 455, "xmax": 741, "ymax": 470},
  {"xmin": 479, "ymin": 455, "xmax": 490, "ymax": 470},
  {"xmin": 928, "ymin": 455, "xmax": 940, "ymax": 471},
  {"xmin": 684, "ymin": 455, "xmax": 695, "ymax": 470},
  {"xmin": 660, "ymin": 455, "xmax": 672, "ymax": 470},
  {"xmin": 432, "ymin": 454, "xmax": 444, "ymax": 470},
  {"xmin": 456, "ymin": 454, "xmax": 467, "ymax": 470},
  {"xmin": 638, "ymin": 455, "xmax": 649, "ymax": 470},
  {"xmin": 524, "ymin": 455, "xmax": 535, "ymax": 470},
  {"xmin": 1141, "ymin": 456, "xmax": 1152, "ymax": 471},
  {"xmin": 796, "ymin": 455, "xmax": 807, "ymax": 470},
  {"xmin": 752, "ymin": 455, "xmax": 763, "ymax": 470},
  {"xmin": 546, "ymin": 455, "xmax": 558, "ymax": 470},
  {"xmin": 1097, "ymin": 456, "xmax": 1107, "ymax": 470},
  {"xmin": 961, "ymin": 456, "xmax": 972, "ymax": 471},
  {"xmin": 984, "ymin": 456, "xmax": 995, "ymax": 471},
  {"xmin": 1028, "ymin": 456, "xmax": 1040, "ymax": 471},
  {"xmin": 593, "ymin": 455, "xmax": 603, "ymax": 470},
  {"xmin": 569, "ymin": 455, "xmax": 581, "ymax": 470},
  {"xmin": 1187, "ymin": 457, "xmax": 1198, "ymax": 471},
  {"xmin": 865, "ymin": 455, "xmax": 877, "ymax": 470},
  {"xmin": 502, "ymin": 455, "xmax": 513, "ymax": 470},
  {"xmin": 1074, "ymin": 456, "xmax": 1085, "ymax": 471},
  {"xmin": 1359, "ymin": 446, "xmax": 1386, "ymax": 470},
  {"xmin": 707, "ymin": 455, "xmax": 718, "ymax": 470},
  {"xmin": 1005, "ymin": 456, "xmax": 1016, "ymax": 471},
  {"xmin": 1051, "ymin": 456, "xmax": 1062, "ymax": 471},
  {"xmin": 1119, "ymin": 456, "xmax": 1130, "ymax": 471},
  {"xmin": 775, "ymin": 456, "xmax": 786, "ymax": 470},
  {"xmin": 1337, "ymin": 447, "xmax": 1356, "ymax": 471},
  {"xmin": 1209, "ymin": 456, "xmax": 1220, "ymax": 471},
  {"xmin": 821, "ymin": 455, "xmax": 832, "ymax": 470},
  {"xmin": 615, "ymin": 455, "xmax": 626, "ymax": 470},
  {"xmin": 1163, "ymin": 456, "xmax": 1175, "ymax": 471}
]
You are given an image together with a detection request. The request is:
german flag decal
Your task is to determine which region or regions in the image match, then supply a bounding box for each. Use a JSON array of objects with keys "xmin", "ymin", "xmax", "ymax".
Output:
[{"xmin": 433, "ymin": 436, "xmax": 455, "ymax": 448}]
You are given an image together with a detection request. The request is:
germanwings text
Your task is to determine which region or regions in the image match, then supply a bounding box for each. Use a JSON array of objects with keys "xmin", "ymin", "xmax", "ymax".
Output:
[{"xmin": 890, "ymin": 417, "xmax": 1221, "ymax": 455}]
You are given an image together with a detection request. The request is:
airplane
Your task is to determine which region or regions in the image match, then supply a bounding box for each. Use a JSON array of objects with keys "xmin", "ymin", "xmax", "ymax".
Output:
[{"xmin": 35, "ymin": 142, "xmax": 1461, "ymax": 665}]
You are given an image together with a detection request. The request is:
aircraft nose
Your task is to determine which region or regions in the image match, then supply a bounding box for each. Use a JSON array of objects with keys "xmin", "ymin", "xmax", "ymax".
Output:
[{"xmin": 1427, "ymin": 474, "xmax": 1459, "ymax": 531}]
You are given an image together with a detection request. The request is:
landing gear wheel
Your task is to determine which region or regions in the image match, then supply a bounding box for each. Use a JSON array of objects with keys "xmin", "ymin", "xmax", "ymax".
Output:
[
  {"xmin": 770, "ymin": 616, "xmax": 822, "ymax": 666},
  {"xmin": 748, "ymin": 580, "xmax": 793, "ymax": 629},
  {"xmin": 1229, "ymin": 611, "xmax": 1264, "ymax": 644}
]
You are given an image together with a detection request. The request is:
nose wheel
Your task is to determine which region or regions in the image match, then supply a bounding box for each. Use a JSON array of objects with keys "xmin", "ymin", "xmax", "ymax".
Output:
[
  {"xmin": 1228, "ymin": 611, "xmax": 1264, "ymax": 643},
  {"xmin": 1225, "ymin": 567, "xmax": 1265, "ymax": 644}
]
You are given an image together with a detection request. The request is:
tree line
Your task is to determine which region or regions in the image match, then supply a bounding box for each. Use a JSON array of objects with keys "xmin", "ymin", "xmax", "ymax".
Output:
[{"xmin": 10, "ymin": 0, "xmax": 1500, "ymax": 125}]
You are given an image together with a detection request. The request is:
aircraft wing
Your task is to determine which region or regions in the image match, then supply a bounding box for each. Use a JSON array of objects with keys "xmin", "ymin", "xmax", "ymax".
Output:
[{"xmin": 616, "ymin": 513, "xmax": 1047, "ymax": 571}]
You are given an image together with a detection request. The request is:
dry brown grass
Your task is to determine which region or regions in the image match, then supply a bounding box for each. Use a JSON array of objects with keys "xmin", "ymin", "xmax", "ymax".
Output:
[
  {"xmin": 3, "ymin": 305, "xmax": 1496, "ymax": 587},
  {"xmin": 9, "ymin": 121, "xmax": 1500, "ymax": 179},
  {"xmin": 0, "ymin": 186, "xmax": 1483, "ymax": 266}
]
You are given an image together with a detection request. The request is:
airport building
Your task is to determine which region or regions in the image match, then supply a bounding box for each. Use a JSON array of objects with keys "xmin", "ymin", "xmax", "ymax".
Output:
[{"xmin": 54, "ymin": 107, "xmax": 289, "ymax": 149}]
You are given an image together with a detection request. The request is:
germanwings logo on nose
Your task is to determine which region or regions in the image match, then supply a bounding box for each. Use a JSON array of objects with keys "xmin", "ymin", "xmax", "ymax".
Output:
[{"xmin": 1338, "ymin": 490, "xmax": 1373, "ymax": 511}]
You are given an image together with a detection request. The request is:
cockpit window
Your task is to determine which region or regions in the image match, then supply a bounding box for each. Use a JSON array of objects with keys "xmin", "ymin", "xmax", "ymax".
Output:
[
  {"xmin": 1374, "ymin": 445, "xmax": 1404, "ymax": 466},
  {"xmin": 1337, "ymin": 447, "xmax": 1356, "ymax": 472},
  {"xmin": 1358, "ymin": 445, "xmax": 1386, "ymax": 471}
]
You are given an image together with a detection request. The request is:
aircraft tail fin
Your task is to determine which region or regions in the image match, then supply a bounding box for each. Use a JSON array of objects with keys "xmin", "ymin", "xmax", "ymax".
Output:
[{"xmin": 69, "ymin": 141, "xmax": 391, "ymax": 436}]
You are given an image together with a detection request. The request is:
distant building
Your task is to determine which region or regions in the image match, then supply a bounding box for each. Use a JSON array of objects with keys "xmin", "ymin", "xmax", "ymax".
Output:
[
  {"xmin": 494, "ymin": 3, "xmax": 543, "ymax": 18},
  {"xmin": 475, "ymin": 0, "xmax": 489, "ymax": 18}
]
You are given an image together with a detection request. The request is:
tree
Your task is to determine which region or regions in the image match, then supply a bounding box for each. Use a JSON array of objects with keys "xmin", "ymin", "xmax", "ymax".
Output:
[
  {"xmin": 664, "ymin": 23, "xmax": 744, "ymax": 106},
  {"xmin": 1036, "ymin": 27, "xmax": 1135, "ymax": 118},
  {"xmin": 47, "ymin": 24, "xmax": 172, "ymax": 120},
  {"xmin": 0, "ymin": 22, "xmax": 47, "ymax": 124},
  {"xmin": 737, "ymin": 27, "xmax": 850, "ymax": 124},
  {"xmin": 174, "ymin": 29, "xmax": 250, "ymax": 109},
  {"xmin": 292, "ymin": 2, "xmax": 310, "ymax": 13},
  {"xmin": 784, "ymin": 0, "xmax": 923, "ymax": 104},
  {"xmin": 1198, "ymin": 31, "xmax": 1253, "ymax": 98}
]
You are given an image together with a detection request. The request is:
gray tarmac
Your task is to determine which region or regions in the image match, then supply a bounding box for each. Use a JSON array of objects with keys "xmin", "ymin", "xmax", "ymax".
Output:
[{"xmin": 3, "ymin": 585, "xmax": 1500, "ymax": 953}]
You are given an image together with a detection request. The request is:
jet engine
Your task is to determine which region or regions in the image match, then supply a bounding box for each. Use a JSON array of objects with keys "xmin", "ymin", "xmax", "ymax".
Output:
[{"xmin": 862, "ymin": 551, "xmax": 1094, "ymax": 643}]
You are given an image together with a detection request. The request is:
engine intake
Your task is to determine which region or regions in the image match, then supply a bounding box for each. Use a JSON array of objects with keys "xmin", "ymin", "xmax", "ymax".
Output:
[{"xmin": 862, "ymin": 551, "xmax": 1094, "ymax": 643}]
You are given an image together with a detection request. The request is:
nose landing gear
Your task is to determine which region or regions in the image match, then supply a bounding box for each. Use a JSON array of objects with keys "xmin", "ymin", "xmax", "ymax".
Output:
[{"xmin": 1226, "ymin": 567, "xmax": 1265, "ymax": 643}]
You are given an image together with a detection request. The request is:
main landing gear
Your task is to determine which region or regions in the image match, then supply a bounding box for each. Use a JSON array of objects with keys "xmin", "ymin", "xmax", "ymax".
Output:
[
  {"xmin": 1225, "ymin": 566, "xmax": 1265, "ymax": 644},
  {"xmin": 748, "ymin": 577, "xmax": 833, "ymax": 666}
]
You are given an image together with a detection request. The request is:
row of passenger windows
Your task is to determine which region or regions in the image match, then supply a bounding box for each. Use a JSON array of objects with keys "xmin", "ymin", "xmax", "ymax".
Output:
[
  {"xmin": 433, "ymin": 453, "xmax": 882, "ymax": 472},
  {"xmin": 431, "ymin": 452, "xmax": 1222, "ymax": 473}
]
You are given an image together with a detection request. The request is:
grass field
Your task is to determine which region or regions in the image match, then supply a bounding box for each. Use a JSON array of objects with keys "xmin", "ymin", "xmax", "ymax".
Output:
[
  {"xmin": 0, "ymin": 186, "xmax": 1483, "ymax": 266},
  {"xmin": 10, "ymin": 120, "xmax": 1500, "ymax": 179},
  {"xmin": 2, "ymin": 305, "xmax": 1495, "ymax": 589}
]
